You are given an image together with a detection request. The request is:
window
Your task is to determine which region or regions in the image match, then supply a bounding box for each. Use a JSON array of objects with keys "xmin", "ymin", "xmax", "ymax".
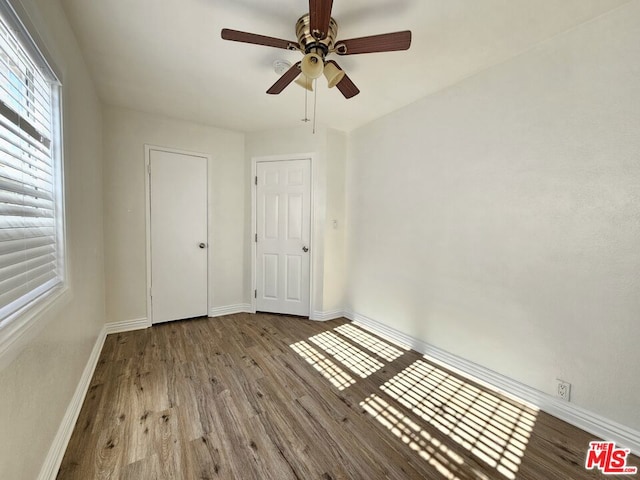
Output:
[{"xmin": 0, "ymin": 2, "xmax": 63, "ymax": 328}]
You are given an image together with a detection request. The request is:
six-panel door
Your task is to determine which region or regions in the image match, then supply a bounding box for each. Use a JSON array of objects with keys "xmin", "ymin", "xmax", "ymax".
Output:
[{"xmin": 256, "ymin": 159, "xmax": 311, "ymax": 316}]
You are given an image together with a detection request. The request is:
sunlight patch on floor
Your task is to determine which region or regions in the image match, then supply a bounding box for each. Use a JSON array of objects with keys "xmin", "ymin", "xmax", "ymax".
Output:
[
  {"xmin": 380, "ymin": 360, "xmax": 538, "ymax": 479},
  {"xmin": 292, "ymin": 322, "xmax": 539, "ymax": 479},
  {"xmin": 334, "ymin": 324, "xmax": 404, "ymax": 362},
  {"xmin": 308, "ymin": 331, "xmax": 384, "ymax": 378},
  {"xmin": 361, "ymin": 394, "xmax": 466, "ymax": 480},
  {"xmin": 290, "ymin": 340, "xmax": 355, "ymax": 390}
]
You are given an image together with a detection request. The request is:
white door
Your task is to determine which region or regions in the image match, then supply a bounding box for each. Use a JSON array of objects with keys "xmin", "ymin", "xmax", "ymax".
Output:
[
  {"xmin": 150, "ymin": 149, "xmax": 208, "ymax": 324},
  {"xmin": 256, "ymin": 159, "xmax": 311, "ymax": 316}
]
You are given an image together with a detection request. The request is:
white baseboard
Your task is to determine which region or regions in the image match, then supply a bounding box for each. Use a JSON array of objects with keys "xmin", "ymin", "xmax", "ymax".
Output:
[
  {"xmin": 344, "ymin": 310, "xmax": 640, "ymax": 455},
  {"xmin": 37, "ymin": 325, "xmax": 107, "ymax": 480},
  {"xmin": 104, "ymin": 317, "xmax": 150, "ymax": 334},
  {"xmin": 310, "ymin": 309, "xmax": 345, "ymax": 321},
  {"xmin": 209, "ymin": 304, "xmax": 252, "ymax": 318}
]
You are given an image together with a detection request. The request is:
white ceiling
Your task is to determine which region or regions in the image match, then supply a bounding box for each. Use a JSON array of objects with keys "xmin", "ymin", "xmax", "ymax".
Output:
[{"xmin": 60, "ymin": 0, "xmax": 629, "ymax": 133}]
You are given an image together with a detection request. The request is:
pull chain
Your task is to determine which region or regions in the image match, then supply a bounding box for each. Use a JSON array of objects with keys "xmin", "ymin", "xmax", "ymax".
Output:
[
  {"xmin": 302, "ymin": 77, "xmax": 310, "ymax": 123},
  {"xmin": 313, "ymin": 78, "xmax": 318, "ymax": 134}
]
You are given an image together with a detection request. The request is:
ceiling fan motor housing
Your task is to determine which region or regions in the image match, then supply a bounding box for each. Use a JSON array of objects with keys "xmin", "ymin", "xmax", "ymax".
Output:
[{"xmin": 296, "ymin": 14, "xmax": 338, "ymax": 58}]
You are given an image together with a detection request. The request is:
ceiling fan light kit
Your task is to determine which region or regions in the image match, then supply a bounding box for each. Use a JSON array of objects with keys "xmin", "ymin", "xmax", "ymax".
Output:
[
  {"xmin": 301, "ymin": 52, "xmax": 324, "ymax": 79},
  {"xmin": 295, "ymin": 74, "xmax": 314, "ymax": 92},
  {"xmin": 221, "ymin": 0, "xmax": 411, "ymax": 128},
  {"xmin": 323, "ymin": 61, "xmax": 344, "ymax": 88}
]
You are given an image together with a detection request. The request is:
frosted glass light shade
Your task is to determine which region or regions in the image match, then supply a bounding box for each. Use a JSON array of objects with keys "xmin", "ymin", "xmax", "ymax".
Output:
[
  {"xmin": 295, "ymin": 74, "xmax": 313, "ymax": 91},
  {"xmin": 301, "ymin": 53, "xmax": 324, "ymax": 79},
  {"xmin": 323, "ymin": 62, "xmax": 345, "ymax": 88}
]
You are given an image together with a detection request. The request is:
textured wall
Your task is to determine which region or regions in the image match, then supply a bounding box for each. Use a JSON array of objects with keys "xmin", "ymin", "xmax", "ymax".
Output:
[
  {"xmin": 102, "ymin": 106, "xmax": 246, "ymax": 322},
  {"xmin": 0, "ymin": 0, "xmax": 106, "ymax": 478},
  {"xmin": 346, "ymin": 2, "xmax": 640, "ymax": 429}
]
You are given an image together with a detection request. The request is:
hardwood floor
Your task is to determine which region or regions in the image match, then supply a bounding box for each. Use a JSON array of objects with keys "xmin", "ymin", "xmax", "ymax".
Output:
[{"xmin": 58, "ymin": 313, "xmax": 638, "ymax": 479}]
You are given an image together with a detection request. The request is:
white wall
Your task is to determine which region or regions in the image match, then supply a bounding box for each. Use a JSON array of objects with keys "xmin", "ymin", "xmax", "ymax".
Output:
[
  {"xmin": 103, "ymin": 112, "xmax": 347, "ymax": 322},
  {"xmin": 245, "ymin": 126, "xmax": 347, "ymax": 316},
  {"xmin": 346, "ymin": 1, "xmax": 640, "ymax": 430},
  {"xmin": 102, "ymin": 106, "xmax": 246, "ymax": 322},
  {"xmin": 0, "ymin": 0, "xmax": 105, "ymax": 478},
  {"xmin": 324, "ymin": 129, "xmax": 347, "ymax": 313}
]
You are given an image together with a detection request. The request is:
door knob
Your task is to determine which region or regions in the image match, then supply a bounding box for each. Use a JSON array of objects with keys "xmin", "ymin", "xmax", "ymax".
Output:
[
  {"xmin": 199, "ymin": 243, "xmax": 206, "ymax": 249},
  {"xmin": 302, "ymin": 246, "xmax": 309, "ymax": 252}
]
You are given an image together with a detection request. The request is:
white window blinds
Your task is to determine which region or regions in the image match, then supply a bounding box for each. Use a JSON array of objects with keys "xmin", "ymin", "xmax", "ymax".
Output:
[{"xmin": 0, "ymin": 4, "xmax": 62, "ymax": 324}]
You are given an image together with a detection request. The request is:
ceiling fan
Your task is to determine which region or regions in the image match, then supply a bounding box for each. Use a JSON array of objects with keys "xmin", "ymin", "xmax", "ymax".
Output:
[{"xmin": 221, "ymin": 0, "xmax": 412, "ymax": 99}]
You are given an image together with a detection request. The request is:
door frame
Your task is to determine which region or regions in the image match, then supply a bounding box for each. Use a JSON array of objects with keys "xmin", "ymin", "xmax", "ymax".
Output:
[
  {"xmin": 251, "ymin": 153, "xmax": 317, "ymax": 317},
  {"xmin": 145, "ymin": 144, "xmax": 212, "ymax": 325}
]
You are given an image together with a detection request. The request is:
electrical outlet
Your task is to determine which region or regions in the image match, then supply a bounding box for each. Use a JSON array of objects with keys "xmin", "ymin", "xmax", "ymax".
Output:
[{"xmin": 556, "ymin": 379, "xmax": 571, "ymax": 401}]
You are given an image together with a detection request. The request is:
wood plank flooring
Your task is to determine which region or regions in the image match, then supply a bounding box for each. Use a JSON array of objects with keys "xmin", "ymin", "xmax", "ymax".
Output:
[{"xmin": 58, "ymin": 313, "xmax": 638, "ymax": 479}]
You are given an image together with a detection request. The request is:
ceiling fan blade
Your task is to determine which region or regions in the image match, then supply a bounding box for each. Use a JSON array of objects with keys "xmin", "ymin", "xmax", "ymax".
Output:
[
  {"xmin": 267, "ymin": 62, "xmax": 301, "ymax": 95},
  {"xmin": 309, "ymin": 0, "xmax": 333, "ymax": 40},
  {"xmin": 335, "ymin": 30, "xmax": 411, "ymax": 55},
  {"xmin": 334, "ymin": 71, "xmax": 360, "ymax": 99},
  {"xmin": 221, "ymin": 28, "xmax": 299, "ymax": 51},
  {"xmin": 326, "ymin": 60, "xmax": 359, "ymax": 98}
]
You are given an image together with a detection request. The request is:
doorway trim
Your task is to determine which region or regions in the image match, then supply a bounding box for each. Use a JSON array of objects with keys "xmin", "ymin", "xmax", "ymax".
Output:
[
  {"xmin": 251, "ymin": 153, "xmax": 317, "ymax": 317},
  {"xmin": 145, "ymin": 144, "xmax": 212, "ymax": 325}
]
